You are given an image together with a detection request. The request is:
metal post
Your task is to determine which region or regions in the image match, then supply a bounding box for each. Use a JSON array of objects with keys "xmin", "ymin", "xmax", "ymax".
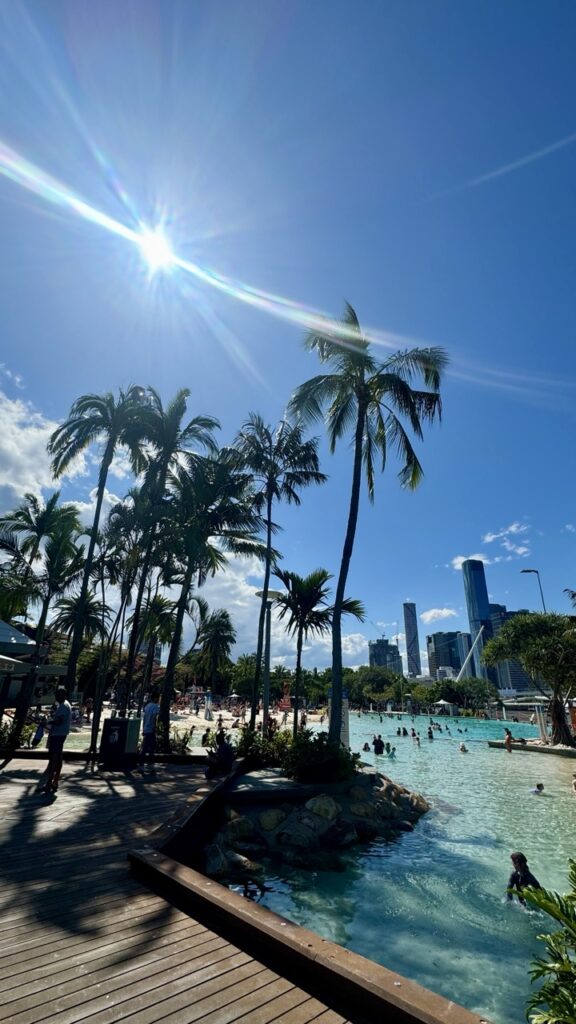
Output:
[
  {"xmin": 536, "ymin": 571, "xmax": 547, "ymax": 613},
  {"xmin": 262, "ymin": 600, "xmax": 272, "ymax": 733}
]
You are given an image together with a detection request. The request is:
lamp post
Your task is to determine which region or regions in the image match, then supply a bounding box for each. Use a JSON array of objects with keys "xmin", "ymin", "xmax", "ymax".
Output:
[
  {"xmin": 520, "ymin": 568, "xmax": 547, "ymax": 612},
  {"xmin": 255, "ymin": 589, "xmax": 283, "ymax": 731}
]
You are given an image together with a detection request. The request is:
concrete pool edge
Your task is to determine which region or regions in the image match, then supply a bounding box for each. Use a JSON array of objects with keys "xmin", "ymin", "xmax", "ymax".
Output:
[
  {"xmin": 488, "ymin": 740, "xmax": 576, "ymax": 756},
  {"xmin": 128, "ymin": 769, "xmax": 492, "ymax": 1024}
]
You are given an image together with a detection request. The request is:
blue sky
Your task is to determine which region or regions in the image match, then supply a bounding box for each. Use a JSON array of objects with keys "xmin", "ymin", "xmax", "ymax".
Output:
[{"xmin": 0, "ymin": 0, "xmax": 575, "ymax": 672}]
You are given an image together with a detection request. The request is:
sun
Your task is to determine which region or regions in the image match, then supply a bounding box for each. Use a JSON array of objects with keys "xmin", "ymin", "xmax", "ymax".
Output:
[{"xmin": 138, "ymin": 227, "xmax": 174, "ymax": 273}]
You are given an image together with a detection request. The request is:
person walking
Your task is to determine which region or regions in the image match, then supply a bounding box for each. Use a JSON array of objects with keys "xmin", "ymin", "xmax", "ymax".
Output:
[
  {"xmin": 139, "ymin": 689, "xmax": 160, "ymax": 771},
  {"xmin": 40, "ymin": 686, "xmax": 71, "ymax": 794}
]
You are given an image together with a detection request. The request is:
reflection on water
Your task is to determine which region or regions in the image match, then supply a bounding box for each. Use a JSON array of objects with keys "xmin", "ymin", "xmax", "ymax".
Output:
[{"xmin": 256, "ymin": 713, "xmax": 576, "ymax": 1024}]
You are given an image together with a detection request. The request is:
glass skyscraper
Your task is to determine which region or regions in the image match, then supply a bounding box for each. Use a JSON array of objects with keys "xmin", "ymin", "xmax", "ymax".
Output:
[
  {"xmin": 461, "ymin": 559, "xmax": 495, "ymax": 680},
  {"xmin": 403, "ymin": 602, "xmax": 421, "ymax": 677}
]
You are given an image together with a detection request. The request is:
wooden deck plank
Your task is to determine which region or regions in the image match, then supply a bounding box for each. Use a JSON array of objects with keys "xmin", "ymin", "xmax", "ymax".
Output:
[{"xmin": 0, "ymin": 760, "xmax": 368, "ymax": 1024}]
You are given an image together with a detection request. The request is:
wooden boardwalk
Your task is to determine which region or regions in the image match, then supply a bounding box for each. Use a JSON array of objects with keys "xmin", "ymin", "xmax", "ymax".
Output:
[{"xmin": 0, "ymin": 759, "xmax": 351, "ymax": 1024}]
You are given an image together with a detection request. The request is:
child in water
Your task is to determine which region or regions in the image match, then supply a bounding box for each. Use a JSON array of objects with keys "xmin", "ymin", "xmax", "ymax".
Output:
[{"xmin": 506, "ymin": 852, "xmax": 541, "ymax": 905}]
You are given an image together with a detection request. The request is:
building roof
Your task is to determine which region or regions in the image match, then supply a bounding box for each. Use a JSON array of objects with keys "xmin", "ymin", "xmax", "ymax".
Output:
[{"xmin": 0, "ymin": 620, "xmax": 34, "ymax": 645}]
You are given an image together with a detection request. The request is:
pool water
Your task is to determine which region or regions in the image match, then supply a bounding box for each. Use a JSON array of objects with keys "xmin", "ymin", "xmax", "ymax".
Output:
[{"xmin": 250, "ymin": 714, "xmax": 576, "ymax": 1024}]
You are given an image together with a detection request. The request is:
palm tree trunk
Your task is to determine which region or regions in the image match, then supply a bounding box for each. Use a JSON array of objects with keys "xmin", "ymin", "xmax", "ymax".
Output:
[
  {"xmin": 250, "ymin": 491, "xmax": 273, "ymax": 730},
  {"xmin": 122, "ymin": 528, "xmax": 157, "ymax": 708},
  {"xmin": 160, "ymin": 563, "xmax": 194, "ymax": 751},
  {"xmin": 66, "ymin": 444, "xmax": 114, "ymax": 692},
  {"xmin": 293, "ymin": 626, "xmax": 304, "ymax": 739},
  {"xmin": 329, "ymin": 403, "xmax": 366, "ymax": 744}
]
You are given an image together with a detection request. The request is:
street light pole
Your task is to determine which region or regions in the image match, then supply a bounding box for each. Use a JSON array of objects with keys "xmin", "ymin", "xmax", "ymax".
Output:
[{"xmin": 520, "ymin": 569, "xmax": 547, "ymax": 612}]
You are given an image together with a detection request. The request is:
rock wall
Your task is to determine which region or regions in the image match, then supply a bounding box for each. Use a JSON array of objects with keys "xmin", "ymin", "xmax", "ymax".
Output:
[{"xmin": 203, "ymin": 769, "xmax": 430, "ymax": 883}]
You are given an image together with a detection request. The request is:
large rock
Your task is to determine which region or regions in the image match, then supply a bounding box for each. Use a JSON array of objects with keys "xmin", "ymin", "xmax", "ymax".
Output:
[
  {"xmin": 227, "ymin": 815, "xmax": 257, "ymax": 841},
  {"xmin": 259, "ymin": 808, "xmax": 287, "ymax": 831},
  {"xmin": 305, "ymin": 794, "xmax": 341, "ymax": 820},
  {"xmin": 320, "ymin": 820, "xmax": 358, "ymax": 848},
  {"xmin": 205, "ymin": 842, "xmax": 229, "ymax": 877},
  {"xmin": 276, "ymin": 820, "xmax": 320, "ymax": 851},
  {"xmin": 349, "ymin": 801, "xmax": 376, "ymax": 819}
]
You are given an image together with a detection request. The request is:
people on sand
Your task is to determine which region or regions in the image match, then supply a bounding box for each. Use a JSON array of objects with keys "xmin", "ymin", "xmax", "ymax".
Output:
[
  {"xmin": 507, "ymin": 852, "xmax": 541, "ymax": 905},
  {"xmin": 530, "ymin": 783, "xmax": 545, "ymax": 795},
  {"xmin": 139, "ymin": 689, "xmax": 160, "ymax": 770},
  {"xmin": 39, "ymin": 685, "xmax": 71, "ymax": 794}
]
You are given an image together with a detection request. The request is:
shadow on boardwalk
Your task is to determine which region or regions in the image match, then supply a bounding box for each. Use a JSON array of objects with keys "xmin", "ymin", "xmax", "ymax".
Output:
[{"xmin": 0, "ymin": 760, "xmax": 204, "ymax": 942}]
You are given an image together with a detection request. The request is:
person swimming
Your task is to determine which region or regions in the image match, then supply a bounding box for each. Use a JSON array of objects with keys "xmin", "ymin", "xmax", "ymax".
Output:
[
  {"xmin": 459, "ymin": 742, "xmax": 468, "ymax": 752},
  {"xmin": 506, "ymin": 852, "xmax": 541, "ymax": 905},
  {"xmin": 530, "ymin": 783, "xmax": 544, "ymax": 795}
]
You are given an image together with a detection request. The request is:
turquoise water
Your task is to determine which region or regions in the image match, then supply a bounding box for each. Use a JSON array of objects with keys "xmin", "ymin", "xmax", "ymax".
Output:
[{"xmin": 251, "ymin": 714, "xmax": 576, "ymax": 1024}]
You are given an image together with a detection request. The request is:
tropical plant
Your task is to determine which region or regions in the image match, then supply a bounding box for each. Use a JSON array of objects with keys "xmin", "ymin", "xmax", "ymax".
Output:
[
  {"xmin": 121, "ymin": 388, "xmax": 219, "ymax": 704},
  {"xmin": 273, "ymin": 567, "xmax": 365, "ymax": 736},
  {"xmin": 48, "ymin": 386, "xmax": 150, "ymax": 690},
  {"xmin": 289, "ymin": 303, "xmax": 446, "ymax": 742},
  {"xmin": 522, "ymin": 860, "xmax": 576, "ymax": 1024},
  {"xmin": 483, "ymin": 613, "xmax": 576, "ymax": 745},
  {"xmin": 157, "ymin": 454, "xmax": 262, "ymax": 745},
  {"xmin": 281, "ymin": 729, "xmax": 360, "ymax": 783},
  {"xmin": 232, "ymin": 414, "xmax": 326, "ymax": 730},
  {"xmin": 195, "ymin": 609, "xmax": 237, "ymax": 692},
  {"xmin": 0, "ymin": 491, "xmax": 80, "ymax": 567},
  {"xmin": 0, "ymin": 519, "xmax": 85, "ymax": 744},
  {"xmin": 51, "ymin": 593, "xmax": 111, "ymax": 645}
]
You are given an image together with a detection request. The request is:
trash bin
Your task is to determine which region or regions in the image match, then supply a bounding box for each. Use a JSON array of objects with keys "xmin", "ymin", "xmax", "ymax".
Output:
[{"xmin": 99, "ymin": 716, "xmax": 141, "ymax": 767}]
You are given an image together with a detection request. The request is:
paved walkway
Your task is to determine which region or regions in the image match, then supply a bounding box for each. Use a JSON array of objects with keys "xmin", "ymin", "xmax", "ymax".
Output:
[{"xmin": 0, "ymin": 759, "xmax": 351, "ymax": 1024}]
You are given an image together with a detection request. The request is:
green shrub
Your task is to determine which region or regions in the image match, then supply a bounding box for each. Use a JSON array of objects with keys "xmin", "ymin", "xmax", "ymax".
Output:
[
  {"xmin": 156, "ymin": 723, "xmax": 195, "ymax": 755},
  {"xmin": 523, "ymin": 859, "xmax": 576, "ymax": 1024},
  {"xmin": 234, "ymin": 727, "xmax": 292, "ymax": 768},
  {"xmin": 280, "ymin": 729, "xmax": 360, "ymax": 783},
  {"xmin": 0, "ymin": 721, "xmax": 34, "ymax": 751}
]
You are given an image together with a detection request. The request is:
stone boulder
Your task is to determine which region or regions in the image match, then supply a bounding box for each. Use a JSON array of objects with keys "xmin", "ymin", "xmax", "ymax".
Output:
[
  {"xmin": 259, "ymin": 808, "xmax": 287, "ymax": 831},
  {"xmin": 305, "ymin": 794, "xmax": 341, "ymax": 820}
]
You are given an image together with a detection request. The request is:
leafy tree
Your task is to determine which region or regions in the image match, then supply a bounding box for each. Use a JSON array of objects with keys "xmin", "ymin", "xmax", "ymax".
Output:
[
  {"xmin": 289, "ymin": 303, "xmax": 446, "ymax": 742},
  {"xmin": 48, "ymin": 386, "xmax": 149, "ymax": 691},
  {"xmin": 274, "ymin": 567, "xmax": 364, "ymax": 737},
  {"xmin": 483, "ymin": 613, "xmax": 576, "ymax": 745},
  {"xmin": 523, "ymin": 860, "xmax": 576, "ymax": 1024},
  {"xmin": 232, "ymin": 414, "xmax": 326, "ymax": 731},
  {"xmin": 0, "ymin": 491, "xmax": 80, "ymax": 568},
  {"xmin": 51, "ymin": 593, "xmax": 110, "ymax": 646}
]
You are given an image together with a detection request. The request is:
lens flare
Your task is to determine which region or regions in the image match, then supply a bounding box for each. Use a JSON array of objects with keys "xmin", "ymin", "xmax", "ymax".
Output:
[{"xmin": 138, "ymin": 227, "xmax": 174, "ymax": 272}]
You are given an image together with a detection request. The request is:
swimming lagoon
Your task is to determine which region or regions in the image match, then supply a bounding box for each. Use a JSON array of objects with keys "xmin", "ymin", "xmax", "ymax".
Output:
[{"xmin": 250, "ymin": 714, "xmax": 576, "ymax": 1024}]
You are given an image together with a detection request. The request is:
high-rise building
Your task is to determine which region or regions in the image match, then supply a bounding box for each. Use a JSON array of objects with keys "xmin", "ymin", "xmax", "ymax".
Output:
[
  {"xmin": 426, "ymin": 631, "xmax": 462, "ymax": 679},
  {"xmin": 368, "ymin": 637, "xmax": 403, "ymax": 674},
  {"xmin": 403, "ymin": 602, "xmax": 421, "ymax": 677},
  {"xmin": 489, "ymin": 604, "xmax": 532, "ymax": 692},
  {"xmin": 461, "ymin": 559, "xmax": 495, "ymax": 681},
  {"xmin": 456, "ymin": 632, "xmax": 474, "ymax": 678}
]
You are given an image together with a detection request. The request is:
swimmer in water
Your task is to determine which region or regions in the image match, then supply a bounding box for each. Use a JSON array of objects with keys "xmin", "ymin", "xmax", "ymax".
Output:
[
  {"xmin": 506, "ymin": 852, "xmax": 541, "ymax": 905},
  {"xmin": 459, "ymin": 742, "xmax": 468, "ymax": 753}
]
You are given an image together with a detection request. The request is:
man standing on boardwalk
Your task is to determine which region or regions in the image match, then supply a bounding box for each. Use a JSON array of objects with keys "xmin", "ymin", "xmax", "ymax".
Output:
[
  {"xmin": 140, "ymin": 689, "xmax": 160, "ymax": 771},
  {"xmin": 41, "ymin": 685, "xmax": 71, "ymax": 794}
]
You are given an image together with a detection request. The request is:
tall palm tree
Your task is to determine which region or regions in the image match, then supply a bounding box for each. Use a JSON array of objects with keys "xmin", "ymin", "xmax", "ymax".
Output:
[
  {"xmin": 158, "ymin": 456, "xmax": 263, "ymax": 744},
  {"xmin": 196, "ymin": 610, "xmax": 237, "ymax": 691},
  {"xmin": 289, "ymin": 303, "xmax": 446, "ymax": 742},
  {"xmin": 274, "ymin": 567, "xmax": 364, "ymax": 737},
  {"xmin": 48, "ymin": 386, "xmax": 149, "ymax": 691},
  {"xmin": 232, "ymin": 414, "xmax": 326, "ymax": 730},
  {"xmin": 51, "ymin": 593, "xmax": 111, "ymax": 646},
  {"xmin": 121, "ymin": 388, "xmax": 219, "ymax": 706}
]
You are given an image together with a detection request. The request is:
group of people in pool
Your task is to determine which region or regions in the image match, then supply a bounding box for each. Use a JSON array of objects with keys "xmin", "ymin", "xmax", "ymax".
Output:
[{"xmin": 363, "ymin": 735, "xmax": 396, "ymax": 758}]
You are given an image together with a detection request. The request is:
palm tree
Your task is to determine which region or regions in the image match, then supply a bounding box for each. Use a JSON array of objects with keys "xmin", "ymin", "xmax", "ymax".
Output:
[
  {"xmin": 158, "ymin": 456, "xmax": 263, "ymax": 745},
  {"xmin": 51, "ymin": 593, "xmax": 111, "ymax": 646},
  {"xmin": 196, "ymin": 610, "xmax": 237, "ymax": 691},
  {"xmin": 48, "ymin": 386, "xmax": 149, "ymax": 691},
  {"xmin": 232, "ymin": 414, "xmax": 326, "ymax": 730},
  {"xmin": 274, "ymin": 568, "xmax": 364, "ymax": 736},
  {"xmin": 0, "ymin": 521, "xmax": 85, "ymax": 744},
  {"xmin": 121, "ymin": 388, "xmax": 219, "ymax": 706},
  {"xmin": 288, "ymin": 303, "xmax": 446, "ymax": 742},
  {"xmin": 0, "ymin": 491, "xmax": 80, "ymax": 567},
  {"xmin": 134, "ymin": 594, "xmax": 178, "ymax": 706}
]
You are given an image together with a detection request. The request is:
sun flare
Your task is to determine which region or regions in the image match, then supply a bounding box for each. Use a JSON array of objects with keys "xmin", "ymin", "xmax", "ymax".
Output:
[{"xmin": 138, "ymin": 227, "xmax": 174, "ymax": 272}]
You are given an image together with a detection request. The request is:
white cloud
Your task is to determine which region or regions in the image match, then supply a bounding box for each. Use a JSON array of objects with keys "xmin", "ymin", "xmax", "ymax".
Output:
[
  {"xmin": 0, "ymin": 391, "xmax": 57, "ymax": 510},
  {"xmin": 70, "ymin": 486, "xmax": 124, "ymax": 527},
  {"xmin": 451, "ymin": 553, "xmax": 492, "ymax": 570},
  {"xmin": 564, "ymin": 524, "xmax": 575, "ymax": 534},
  {"xmin": 0, "ymin": 364, "xmax": 25, "ymax": 390},
  {"xmin": 482, "ymin": 521, "xmax": 528, "ymax": 544},
  {"xmin": 420, "ymin": 607, "xmax": 458, "ymax": 624}
]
